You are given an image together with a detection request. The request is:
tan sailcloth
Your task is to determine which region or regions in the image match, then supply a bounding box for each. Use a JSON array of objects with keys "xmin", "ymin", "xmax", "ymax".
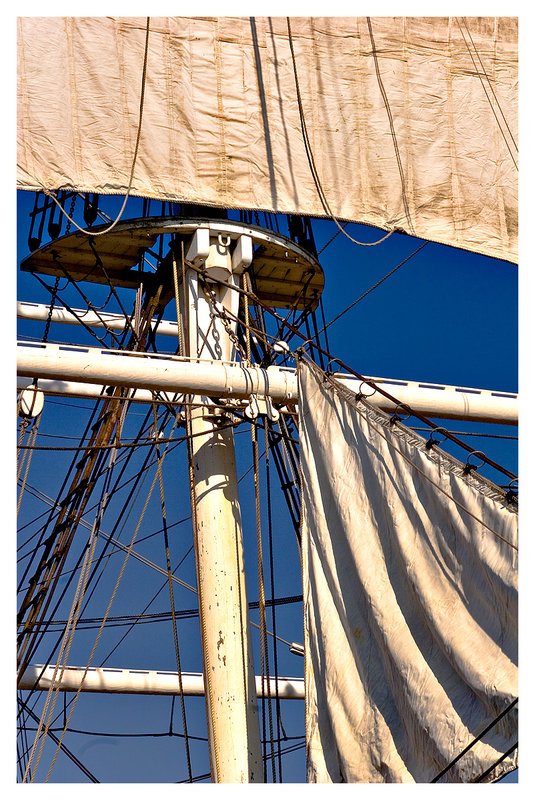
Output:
[
  {"xmin": 298, "ymin": 359, "xmax": 517, "ymax": 783},
  {"xmin": 17, "ymin": 16, "xmax": 517, "ymax": 262}
]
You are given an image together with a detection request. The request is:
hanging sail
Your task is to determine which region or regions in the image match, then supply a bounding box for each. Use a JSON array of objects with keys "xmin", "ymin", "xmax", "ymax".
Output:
[
  {"xmin": 17, "ymin": 16, "xmax": 517, "ymax": 262},
  {"xmin": 298, "ymin": 359, "xmax": 517, "ymax": 783}
]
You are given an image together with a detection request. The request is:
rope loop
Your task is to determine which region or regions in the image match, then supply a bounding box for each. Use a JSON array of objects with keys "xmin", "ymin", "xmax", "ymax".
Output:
[
  {"xmin": 462, "ymin": 450, "xmax": 486, "ymax": 475},
  {"xmin": 425, "ymin": 426, "xmax": 448, "ymax": 450},
  {"xmin": 504, "ymin": 478, "xmax": 519, "ymax": 505},
  {"xmin": 355, "ymin": 381, "xmax": 377, "ymax": 402},
  {"xmin": 389, "ymin": 403, "xmax": 411, "ymax": 426},
  {"xmin": 324, "ymin": 357, "xmax": 340, "ymax": 374}
]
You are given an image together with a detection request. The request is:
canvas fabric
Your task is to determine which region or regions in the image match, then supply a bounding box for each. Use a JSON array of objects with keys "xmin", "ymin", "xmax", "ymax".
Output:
[
  {"xmin": 298, "ymin": 359, "xmax": 518, "ymax": 783},
  {"xmin": 17, "ymin": 17, "xmax": 517, "ymax": 262}
]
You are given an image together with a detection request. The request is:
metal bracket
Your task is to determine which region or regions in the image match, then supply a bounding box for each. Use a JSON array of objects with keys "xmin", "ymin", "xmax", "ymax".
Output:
[{"xmin": 244, "ymin": 394, "xmax": 280, "ymax": 423}]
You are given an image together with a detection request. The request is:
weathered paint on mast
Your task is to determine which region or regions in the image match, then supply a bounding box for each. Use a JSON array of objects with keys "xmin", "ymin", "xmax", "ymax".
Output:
[{"xmin": 181, "ymin": 229, "xmax": 263, "ymax": 782}]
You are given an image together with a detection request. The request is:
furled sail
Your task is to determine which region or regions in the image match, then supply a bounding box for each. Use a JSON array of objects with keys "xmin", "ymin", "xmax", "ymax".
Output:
[
  {"xmin": 17, "ymin": 16, "xmax": 517, "ymax": 262},
  {"xmin": 298, "ymin": 359, "xmax": 517, "ymax": 783}
]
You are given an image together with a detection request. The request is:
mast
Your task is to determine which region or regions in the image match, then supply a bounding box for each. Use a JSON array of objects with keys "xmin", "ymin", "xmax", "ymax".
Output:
[{"xmin": 178, "ymin": 228, "xmax": 262, "ymax": 782}]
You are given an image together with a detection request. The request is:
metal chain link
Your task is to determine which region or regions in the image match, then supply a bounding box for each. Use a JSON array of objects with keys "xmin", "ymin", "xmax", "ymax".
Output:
[
  {"xmin": 43, "ymin": 193, "xmax": 76, "ymax": 342},
  {"xmin": 42, "ymin": 194, "xmax": 77, "ymax": 344},
  {"xmin": 206, "ymin": 287, "xmax": 223, "ymax": 360},
  {"xmin": 200, "ymin": 280, "xmax": 248, "ymax": 361}
]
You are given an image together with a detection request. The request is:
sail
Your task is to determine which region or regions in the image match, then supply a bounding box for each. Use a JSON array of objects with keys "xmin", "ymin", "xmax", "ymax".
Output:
[
  {"xmin": 298, "ymin": 359, "xmax": 518, "ymax": 783},
  {"xmin": 17, "ymin": 16, "xmax": 517, "ymax": 262}
]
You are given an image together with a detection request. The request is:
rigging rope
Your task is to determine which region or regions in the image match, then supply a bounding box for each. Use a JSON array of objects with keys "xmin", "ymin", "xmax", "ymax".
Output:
[
  {"xmin": 456, "ymin": 17, "xmax": 518, "ymax": 170},
  {"xmin": 286, "ymin": 17, "xmax": 395, "ymax": 248},
  {"xmin": 314, "ymin": 240, "xmax": 429, "ymax": 338},
  {"xmin": 366, "ymin": 17, "xmax": 416, "ymax": 235},
  {"xmin": 34, "ymin": 269, "xmax": 124, "ymax": 349},
  {"xmin": 23, "ymin": 441, "xmax": 122, "ymax": 781},
  {"xmin": 153, "ymin": 405, "xmax": 193, "ymax": 780},
  {"xmin": 97, "ymin": 543, "xmax": 194, "ymax": 668},
  {"xmin": 40, "ymin": 413, "xmax": 181, "ymax": 783},
  {"xmin": 317, "ymin": 222, "xmax": 349, "ymax": 255},
  {"xmin": 20, "ymin": 722, "xmax": 209, "ymax": 742},
  {"xmin": 17, "ymin": 420, "xmax": 40, "ymax": 515},
  {"xmin": 21, "ymin": 595, "xmax": 303, "ymax": 632},
  {"xmin": 17, "ymin": 697, "xmax": 99, "ymax": 783},
  {"xmin": 16, "ymin": 408, "xmax": 117, "ymax": 674},
  {"xmin": 252, "ymin": 419, "xmax": 276, "ymax": 780},
  {"xmin": 41, "ymin": 18, "xmax": 151, "ymax": 236},
  {"xmin": 18, "ymin": 486, "xmax": 197, "ymax": 780},
  {"xmin": 430, "ymin": 698, "xmax": 518, "ymax": 782},
  {"xmin": 18, "ymin": 407, "xmax": 178, "ymax": 726},
  {"xmin": 16, "ymin": 391, "xmax": 103, "ymax": 597},
  {"xmin": 86, "ymin": 238, "xmax": 141, "ymax": 346},
  {"xmin": 17, "ymin": 298, "xmax": 186, "ymax": 743},
  {"xmin": 475, "ymin": 743, "xmax": 518, "ymax": 783},
  {"xmin": 265, "ymin": 418, "xmax": 284, "ymax": 781},
  {"xmin": 410, "ymin": 428, "xmax": 517, "ymax": 441},
  {"xmin": 221, "ymin": 275, "xmax": 517, "ymax": 482}
]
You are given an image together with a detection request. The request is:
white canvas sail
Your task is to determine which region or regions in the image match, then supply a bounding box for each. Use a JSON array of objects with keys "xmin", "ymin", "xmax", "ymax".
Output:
[
  {"xmin": 298, "ymin": 359, "xmax": 517, "ymax": 783},
  {"xmin": 17, "ymin": 16, "xmax": 517, "ymax": 262}
]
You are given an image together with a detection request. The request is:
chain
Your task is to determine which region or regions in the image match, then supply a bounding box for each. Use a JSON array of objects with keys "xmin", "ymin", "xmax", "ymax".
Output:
[
  {"xmin": 42, "ymin": 277, "xmax": 60, "ymax": 344},
  {"xmin": 64, "ymin": 193, "xmax": 76, "ymax": 236},
  {"xmin": 200, "ymin": 280, "xmax": 247, "ymax": 362},
  {"xmin": 42, "ymin": 193, "xmax": 76, "ymax": 344},
  {"xmin": 41, "ymin": 196, "xmax": 77, "ymax": 353},
  {"xmin": 205, "ymin": 285, "xmax": 223, "ymax": 360}
]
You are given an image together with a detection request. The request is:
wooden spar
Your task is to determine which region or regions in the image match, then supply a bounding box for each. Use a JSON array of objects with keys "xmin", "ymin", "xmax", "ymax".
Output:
[
  {"xmin": 17, "ymin": 344, "xmax": 518, "ymax": 424},
  {"xmin": 19, "ymin": 664, "xmax": 305, "ymax": 699}
]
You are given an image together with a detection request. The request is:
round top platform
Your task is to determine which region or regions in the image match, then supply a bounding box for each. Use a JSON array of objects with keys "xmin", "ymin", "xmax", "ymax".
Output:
[{"xmin": 21, "ymin": 216, "xmax": 325, "ymax": 311}]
